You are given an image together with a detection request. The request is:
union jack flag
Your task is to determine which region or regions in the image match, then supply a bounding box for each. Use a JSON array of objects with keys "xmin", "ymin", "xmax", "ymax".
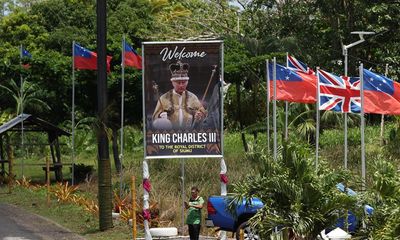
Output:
[
  {"xmin": 318, "ymin": 69, "xmax": 360, "ymax": 113},
  {"xmin": 287, "ymin": 54, "xmax": 314, "ymax": 74}
]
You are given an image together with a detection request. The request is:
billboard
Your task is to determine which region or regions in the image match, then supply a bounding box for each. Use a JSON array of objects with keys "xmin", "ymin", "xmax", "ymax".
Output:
[{"xmin": 142, "ymin": 41, "xmax": 223, "ymax": 159}]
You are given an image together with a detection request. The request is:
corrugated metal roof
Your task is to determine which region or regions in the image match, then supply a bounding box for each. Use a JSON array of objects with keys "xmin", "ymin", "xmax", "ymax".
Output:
[{"xmin": 0, "ymin": 114, "xmax": 70, "ymax": 136}]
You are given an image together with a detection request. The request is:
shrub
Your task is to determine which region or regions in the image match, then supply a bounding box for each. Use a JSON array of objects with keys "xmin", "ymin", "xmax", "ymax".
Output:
[{"xmin": 231, "ymin": 143, "xmax": 358, "ymax": 239}]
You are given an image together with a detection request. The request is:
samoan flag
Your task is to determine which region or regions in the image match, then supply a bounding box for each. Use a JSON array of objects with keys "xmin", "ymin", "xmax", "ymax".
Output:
[
  {"xmin": 74, "ymin": 43, "xmax": 112, "ymax": 72},
  {"xmin": 363, "ymin": 69, "xmax": 400, "ymax": 115},
  {"xmin": 318, "ymin": 69, "xmax": 360, "ymax": 113},
  {"xmin": 268, "ymin": 63, "xmax": 316, "ymax": 103},
  {"xmin": 123, "ymin": 42, "xmax": 142, "ymax": 70},
  {"xmin": 21, "ymin": 47, "xmax": 32, "ymax": 69},
  {"xmin": 287, "ymin": 54, "xmax": 314, "ymax": 74}
]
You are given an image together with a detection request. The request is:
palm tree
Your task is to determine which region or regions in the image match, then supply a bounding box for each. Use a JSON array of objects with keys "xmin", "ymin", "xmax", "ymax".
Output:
[
  {"xmin": 230, "ymin": 143, "xmax": 358, "ymax": 239},
  {"xmin": 0, "ymin": 79, "xmax": 50, "ymax": 115}
]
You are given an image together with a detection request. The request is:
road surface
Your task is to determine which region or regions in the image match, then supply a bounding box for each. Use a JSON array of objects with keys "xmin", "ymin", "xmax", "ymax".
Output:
[
  {"xmin": 0, "ymin": 203, "xmax": 85, "ymax": 240},
  {"xmin": 0, "ymin": 203, "xmax": 229, "ymax": 240}
]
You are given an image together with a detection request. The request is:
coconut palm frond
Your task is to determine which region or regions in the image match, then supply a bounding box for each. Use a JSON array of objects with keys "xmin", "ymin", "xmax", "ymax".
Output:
[
  {"xmin": 242, "ymin": 121, "xmax": 267, "ymax": 134},
  {"xmin": 295, "ymin": 119, "xmax": 316, "ymax": 142},
  {"xmin": 288, "ymin": 108, "xmax": 315, "ymax": 128}
]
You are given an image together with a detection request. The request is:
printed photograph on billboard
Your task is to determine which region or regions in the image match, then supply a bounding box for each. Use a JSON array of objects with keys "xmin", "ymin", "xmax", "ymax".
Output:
[{"xmin": 143, "ymin": 41, "xmax": 223, "ymax": 159}]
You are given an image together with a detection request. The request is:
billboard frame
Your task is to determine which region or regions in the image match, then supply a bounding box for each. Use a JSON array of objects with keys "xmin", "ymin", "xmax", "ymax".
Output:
[{"xmin": 141, "ymin": 40, "xmax": 224, "ymax": 159}]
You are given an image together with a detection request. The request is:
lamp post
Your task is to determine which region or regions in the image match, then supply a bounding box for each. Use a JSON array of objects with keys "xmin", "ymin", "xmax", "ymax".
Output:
[{"xmin": 342, "ymin": 31, "xmax": 374, "ymax": 169}]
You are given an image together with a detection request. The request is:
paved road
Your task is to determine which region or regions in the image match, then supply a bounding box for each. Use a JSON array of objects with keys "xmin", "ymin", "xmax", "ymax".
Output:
[
  {"xmin": 0, "ymin": 203, "xmax": 85, "ymax": 240},
  {"xmin": 0, "ymin": 203, "xmax": 228, "ymax": 240}
]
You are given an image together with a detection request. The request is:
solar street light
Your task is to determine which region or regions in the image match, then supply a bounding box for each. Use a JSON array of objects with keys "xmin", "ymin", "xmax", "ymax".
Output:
[
  {"xmin": 343, "ymin": 31, "xmax": 375, "ymax": 60},
  {"xmin": 342, "ymin": 31, "xmax": 375, "ymax": 169}
]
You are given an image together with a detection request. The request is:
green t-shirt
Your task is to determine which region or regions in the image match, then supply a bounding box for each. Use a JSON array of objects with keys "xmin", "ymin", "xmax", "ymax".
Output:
[{"xmin": 186, "ymin": 196, "xmax": 204, "ymax": 225}]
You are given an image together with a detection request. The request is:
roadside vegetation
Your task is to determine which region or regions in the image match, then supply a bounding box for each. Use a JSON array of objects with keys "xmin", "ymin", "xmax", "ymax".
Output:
[{"xmin": 2, "ymin": 122, "xmax": 400, "ymax": 238}]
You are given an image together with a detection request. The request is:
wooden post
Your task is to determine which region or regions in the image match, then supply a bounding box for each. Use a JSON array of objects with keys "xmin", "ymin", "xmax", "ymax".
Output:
[
  {"xmin": 6, "ymin": 135, "xmax": 13, "ymax": 194},
  {"xmin": 131, "ymin": 176, "xmax": 136, "ymax": 239},
  {"xmin": 49, "ymin": 134, "xmax": 63, "ymax": 182},
  {"xmin": 46, "ymin": 156, "xmax": 50, "ymax": 205}
]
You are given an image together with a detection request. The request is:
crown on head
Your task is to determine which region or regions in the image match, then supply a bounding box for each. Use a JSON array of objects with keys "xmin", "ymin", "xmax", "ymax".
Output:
[{"xmin": 169, "ymin": 61, "xmax": 190, "ymax": 81}]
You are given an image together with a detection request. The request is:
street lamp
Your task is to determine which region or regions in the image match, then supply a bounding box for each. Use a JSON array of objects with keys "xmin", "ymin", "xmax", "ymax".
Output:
[
  {"xmin": 342, "ymin": 31, "xmax": 375, "ymax": 169},
  {"xmin": 343, "ymin": 31, "xmax": 375, "ymax": 76}
]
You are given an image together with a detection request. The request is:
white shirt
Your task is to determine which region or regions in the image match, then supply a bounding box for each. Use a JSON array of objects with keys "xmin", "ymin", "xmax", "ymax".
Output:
[{"xmin": 173, "ymin": 90, "xmax": 184, "ymax": 127}]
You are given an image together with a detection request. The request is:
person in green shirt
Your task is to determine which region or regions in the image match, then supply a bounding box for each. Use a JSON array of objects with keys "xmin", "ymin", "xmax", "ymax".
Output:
[{"xmin": 185, "ymin": 186, "xmax": 204, "ymax": 240}]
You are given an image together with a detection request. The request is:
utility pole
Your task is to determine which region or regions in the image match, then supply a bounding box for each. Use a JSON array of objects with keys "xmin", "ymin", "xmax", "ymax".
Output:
[{"xmin": 97, "ymin": 0, "xmax": 113, "ymax": 230}]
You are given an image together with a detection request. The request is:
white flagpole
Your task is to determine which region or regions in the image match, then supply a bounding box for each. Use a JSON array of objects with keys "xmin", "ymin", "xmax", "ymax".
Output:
[
  {"xmin": 266, "ymin": 60, "xmax": 270, "ymax": 154},
  {"xmin": 141, "ymin": 44, "xmax": 152, "ymax": 240},
  {"xmin": 284, "ymin": 103, "xmax": 288, "ymax": 141},
  {"xmin": 19, "ymin": 45, "xmax": 25, "ymax": 177},
  {"xmin": 273, "ymin": 57, "xmax": 277, "ymax": 161},
  {"xmin": 380, "ymin": 64, "xmax": 389, "ymax": 146},
  {"xmin": 181, "ymin": 158, "xmax": 185, "ymax": 236},
  {"xmin": 273, "ymin": 59, "xmax": 279, "ymax": 236},
  {"xmin": 120, "ymin": 35, "xmax": 126, "ymax": 198},
  {"xmin": 360, "ymin": 63, "xmax": 366, "ymax": 190},
  {"xmin": 344, "ymin": 114, "xmax": 348, "ymax": 169},
  {"xmin": 344, "ymin": 51, "xmax": 348, "ymax": 169},
  {"xmin": 316, "ymin": 68, "xmax": 320, "ymax": 171},
  {"xmin": 284, "ymin": 52, "xmax": 289, "ymax": 141},
  {"xmin": 71, "ymin": 41, "xmax": 76, "ymax": 185}
]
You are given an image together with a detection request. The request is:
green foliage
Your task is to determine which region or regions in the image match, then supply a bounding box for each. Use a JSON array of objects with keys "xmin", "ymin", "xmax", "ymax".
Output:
[
  {"xmin": 360, "ymin": 159, "xmax": 400, "ymax": 239},
  {"xmin": 0, "ymin": 78, "xmax": 50, "ymax": 115},
  {"xmin": 230, "ymin": 143, "xmax": 357, "ymax": 239},
  {"xmin": 385, "ymin": 116, "xmax": 400, "ymax": 159},
  {"xmin": 122, "ymin": 126, "xmax": 143, "ymax": 152}
]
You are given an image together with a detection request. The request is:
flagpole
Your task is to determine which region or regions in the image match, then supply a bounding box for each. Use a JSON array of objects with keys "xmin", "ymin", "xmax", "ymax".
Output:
[
  {"xmin": 344, "ymin": 113, "xmax": 348, "ymax": 169},
  {"xmin": 19, "ymin": 45, "xmax": 24, "ymax": 177},
  {"xmin": 360, "ymin": 63, "xmax": 366, "ymax": 190},
  {"xmin": 120, "ymin": 35, "xmax": 126, "ymax": 198},
  {"xmin": 266, "ymin": 60, "xmax": 270, "ymax": 154},
  {"xmin": 273, "ymin": 57, "xmax": 277, "ymax": 161},
  {"xmin": 284, "ymin": 103, "xmax": 288, "ymax": 141},
  {"xmin": 380, "ymin": 64, "xmax": 389, "ymax": 146},
  {"xmin": 272, "ymin": 58, "xmax": 278, "ymax": 236},
  {"xmin": 284, "ymin": 52, "xmax": 289, "ymax": 141},
  {"xmin": 181, "ymin": 158, "xmax": 185, "ymax": 236},
  {"xmin": 316, "ymin": 67, "xmax": 320, "ymax": 171},
  {"xmin": 344, "ymin": 49, "xmax": 348, "ymax": 169},
  {"xmin": 71, "ymin": 41, "xmax": 76, "ymax": 185}
]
